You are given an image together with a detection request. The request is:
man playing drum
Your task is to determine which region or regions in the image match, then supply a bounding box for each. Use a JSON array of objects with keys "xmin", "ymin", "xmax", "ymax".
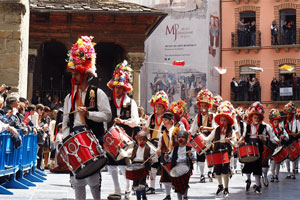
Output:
[
  {"xmin": 106, "ymin": 60, "xmax": 140, "ymax": 200},
  {"xmin": 204, "ymin": 101, "xmax": 234, "ymax": 198},
  {"xmin": 190, "ymin": 89, "xmax": 215, "ymax": 183},
  {"xmin": 62, "ymin": 36, "xmax": 112, "ymax": 200},
  {"xmin": 145, "ymin": 91, "xmax": 169, "ymax": 194}
]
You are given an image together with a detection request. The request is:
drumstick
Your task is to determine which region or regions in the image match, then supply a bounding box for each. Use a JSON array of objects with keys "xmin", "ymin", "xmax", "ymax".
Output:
[
  {"xmin": 137, "ymin": 125, "xmax": 162, "ymax": 132},
  {"xmin": 112, "ymin": 115, "xmax": 121, "ymax": 127},
  {"xmin": 179, "ymin": 150, "xmax": 197, "ymax": 155},
  {"xmin": 64, "ymin": 106, "xmax": 94, "ymax": 115},
  {"xmin": 142, "ymin": 153, "xmax": 156, "ymax": 165}
]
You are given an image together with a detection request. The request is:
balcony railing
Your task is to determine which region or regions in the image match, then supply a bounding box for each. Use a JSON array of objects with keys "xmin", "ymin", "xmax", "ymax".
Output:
[
  {"xmin": 231, "ymin": 86, "xmax": 261, "ymax": 102},
  {"xmin": 271, "ymin": 86, "xmax": 300, "ymax": 101},
  {"xmin": 231, "ymin": 31, "xmax": 261, "ymax": 53},
  {"xmin": 271, "ymin": 28, "xmax": 300, "ymax": 52}
]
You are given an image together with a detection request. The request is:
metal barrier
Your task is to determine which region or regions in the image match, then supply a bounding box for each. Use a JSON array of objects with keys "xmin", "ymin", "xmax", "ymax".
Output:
[{"xmin": 0, "ymin": 130, "xmax": 47, "ymax": 195}]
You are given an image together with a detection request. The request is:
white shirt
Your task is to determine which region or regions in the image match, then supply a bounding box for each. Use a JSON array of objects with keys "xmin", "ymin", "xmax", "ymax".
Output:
[
  {"xmin": 145, "ymin": 113, "xmax": 163, "ymax": 139},
  {"xmin": 242, "ymin": 123, "xmax": 266, "ymax": 140},
  {"xmin": 62, "ymin": 86, "xmax": 112, "ymax": 138},
  {"xmin": 115, "ymin": 94, "xmax": 140, "ymax": 128},
  {"xmin": 285, "ymin": 118, "xmax": 297, "ymax": 133},
  {"xmin": 168, "ymin": 146, "xmax": 196, "ymax": 162},
  {"xmin": 190, "ymin": 113, "xmax": 217, "ymax": 135},
  {"xmin": 272, "ymin": 126, "xmax": 289, "ymax": 142},
  {"xmin": 133, "ymin": 145, "xmax": 158, "ymax": 163},
  {"xmin": 265, "ymin": 123, "xmax": 280, "ymax": 143},
  {"xmin": 158, "ymin": 125, "xmax": 174, "ymax": 150}
]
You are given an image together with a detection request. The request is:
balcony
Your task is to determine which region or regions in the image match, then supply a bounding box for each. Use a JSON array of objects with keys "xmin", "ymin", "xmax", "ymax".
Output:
[
  {"xmin": 271, "ymin": 29, "xmax": 300, "ymax": 52},
  {"xmin": 233, "ymin": 0, "xmax": 259, "ymax": 4},
  {"xmin": 231, "ymin": 85, "xmax": 261, "ymax": 106},
  {"xmin": 231, "ymin": 31, "xmax": 261, "ymax": 54}
]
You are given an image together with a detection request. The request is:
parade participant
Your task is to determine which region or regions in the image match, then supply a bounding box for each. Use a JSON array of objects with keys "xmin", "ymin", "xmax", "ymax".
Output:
[
  {"xmin": 211, "ymin": 95, "xmax": 223, "ymax": 114},
  {"xmin": 62, "ymin": 36, "xmax": 112, "ymax": 200},
  {"xmin": 165, "ymin": 131, "xmax": 196, "ymax": 200},
  {"xmin": 231, "ymin": 107, "xmax": 246, "ymax": 173},
  {"xmin": 238, "ymin": 102, "xmax": 265, "ymax": 194},
  {"xmin": 145, "ymin": 90, "xmax": 169, "ymax": 194},
  {"xmin": 295, "ymin": 107, "xmax": 300, "ymax": 174},
  {"xmin": 169, "ymin": 100, "xmax": 188, "ymax": 131},
  {"xmin": 204, "ymin": 101, "xmax": 235, "ymax": 197},
  {"xmin": 283, "ymin": 101, "xmax": 298, "ymax": 179},
  {"xmin": 158, "ymin": 111, "xmax": 176, "ymax": 200},
  {"xmin": 130, "ymin": 130, "xmax": 158, "ymax": 200},
  {"xmin": 269, "ymin": 109, "xmax": 289, "ymax": 182},
  {"xmin": 190, "ymin": 89, "xmax": 215, "ymax": 182},
  {"xmin": 106, "ymin": 60, "xmax": 140, "ymax": 200}
]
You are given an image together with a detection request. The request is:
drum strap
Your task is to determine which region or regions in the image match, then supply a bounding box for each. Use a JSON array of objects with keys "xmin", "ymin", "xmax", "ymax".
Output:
[
  {"xmin": 163, "ymin": 130, "xmax": 173, "ymax": 152},
  {"xmin": 152, "ymin": 124, "xmax": 160, "ymax": 139}
]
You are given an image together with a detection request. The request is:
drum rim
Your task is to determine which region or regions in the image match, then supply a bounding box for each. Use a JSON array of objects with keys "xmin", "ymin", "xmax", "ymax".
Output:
[
  {"xmin": 62, "ymin": 130, "xmax": 93, "ymax": 146},
  {"xmin": 75, "ymin": 155, "xmax": 107, "ymax": 179},
  {"xmin": 170, "ymin": 164, "xmax": 189, "ymax": 178}
]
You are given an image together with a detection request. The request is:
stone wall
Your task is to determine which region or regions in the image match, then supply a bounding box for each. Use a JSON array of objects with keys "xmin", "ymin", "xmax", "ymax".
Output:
[{"xmin": 0, "ymin": 0, "xmax": 29, "ymax": 98}]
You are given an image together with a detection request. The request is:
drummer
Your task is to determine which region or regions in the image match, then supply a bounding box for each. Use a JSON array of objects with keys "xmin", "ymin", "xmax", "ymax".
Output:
[
  {"xmin": 283, "ymin": 101, "xmax": 298, "ymax": 179},
  {"xmin": 190, "ymin": 89, "xmax": 216, "ymax": 183},
  {"xmin": 62, "ymin": 36, "xmax": 112, "ymax": 200},
  {"xmin": 238, "ymin": 102, "xmax": 266, "ymax": 194},
  {"xmin": 165, "ymin": 131, "xmax": 196, "ymax": 200},
  {"xmin": 106, "ymin": 60, "xmax": 140, "ymax": 200},
  {"xmin": 157, "ymin": 111, "xmax": 176, "ymax": 200},
  {"xmin": 204, "ymin": 101, "xmax": 235, "ymax": 198},
  {"xmin": 144, "ymin": 90, "xmax": 169, "ymax": 194},
  {"xmin": 130, "ymin": 130, "xmax": 158, "ymax": 200},
  {"xmin": 269, "ymin": 109, "xmax": 289, "ymax": 182},
  {"xmin": 295, "ymin": 107, "xmax": 300, "ymax": 174}
]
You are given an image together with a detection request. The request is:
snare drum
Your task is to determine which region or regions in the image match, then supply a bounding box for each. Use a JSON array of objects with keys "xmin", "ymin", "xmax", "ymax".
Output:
[
  {"xmin": 272, "ymin": 146, "xmax": 288, "ymax": 163},
  {"xmin": 170, "ymin": 163, "xmax": 190, "ymax": 195},
  {"xmin": 125, "ymin": 163, "xmax": 146, "ymax": 181},
  {"xmin": 262, "ymin": 145, "xmax": 274, "ymax": 163},
  {"xmin": 188, "ymin": 133, "xmax": 207, "ymax": 153},
  {"xmin": 285, "ymin": 141, "xmax": 300, "ymax": 161},
  {"xmin": 103, "ymin": 125, "xmax": 135, "ymax": 160},
  {"xmin": 238, "ymin": 143, "xmax": 259, "ymax": 163},
  {"xmin": 59, "ymin": 130, "xmax": 107, "ymax": 179},
  {"xmin": 206, "ymin": 150, "xmax": 230, "ymax": 167}
]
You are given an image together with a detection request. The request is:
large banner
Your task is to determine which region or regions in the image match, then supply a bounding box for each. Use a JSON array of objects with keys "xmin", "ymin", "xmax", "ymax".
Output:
[{"xmin": 122, "ymin": 0, "xmax": 220, "ymax": 115}]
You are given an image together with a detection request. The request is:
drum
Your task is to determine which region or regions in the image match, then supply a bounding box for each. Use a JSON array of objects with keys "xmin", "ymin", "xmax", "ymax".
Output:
[
  {"xmin": 125, "ymin": 163, "xmax": 146, "ymax": 181},
  {"xmin": 206, "ymin": 150, "xmax": 230, "ymax": 167},
  {"xmin": 169, "ymin": 163, "xmax": 190, "ymax": 178},
  {"xmin": 285, "ymin": 141, "xmax": 300, "ymax": 161},
  {"xmin": 162, "ymin": 162, "xmax": 171, "ymax": 174},
  {"xmin": 238, "ymin": 143, "xmax": 259, "ymax": 163},
  {"xmin": 272, "ymin": 146, "xmax": 288, "ymax": 163},
  {"xmin": 59, "ymin": 129, "xmax": 107, "ymax": 179},
  {"xmin": 103, "ymin": 125, "xmax": 135, "ymax": 160},
  {"xmin": 188, "ymin": 133, "xmax": 207, "ymax": 153},
  {"xmin": 262, "ymin": 145, "xmax": 274, "ymax": 163}
]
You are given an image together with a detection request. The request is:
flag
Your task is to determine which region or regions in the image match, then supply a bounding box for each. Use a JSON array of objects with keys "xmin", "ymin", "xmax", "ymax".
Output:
[
  {"xmin": 249, "ymin": 67, "xmax": 263, "ymax": 72},
  {"xmin": 215, "ymin": 67, "xmax": 227, "ymax": 74},
  {"xmin": 280, "ymin": 64, "xmax": 294, "ymax": 72}
]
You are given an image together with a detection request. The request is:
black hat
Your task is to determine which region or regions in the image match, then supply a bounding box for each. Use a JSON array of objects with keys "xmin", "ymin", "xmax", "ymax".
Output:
[{"xmin": 162, "ymin": 112, "xmax": 174, "ymax": 120}]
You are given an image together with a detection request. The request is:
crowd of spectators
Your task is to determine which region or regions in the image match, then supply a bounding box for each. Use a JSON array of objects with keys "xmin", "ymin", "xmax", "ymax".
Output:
[
  {"xmin": 271, "ymin": 19, "xmax": 296, "ymax": 45},
  {"xmin": 271, "ymin": 74, "xmax": 300, "ymax": 101},
  {"xmin": 237, "ymin": 19, "xmax": 257, "ymax": 47},
  {"xmin": 0, "ymin": 84, "xmax": 64, "ymax": 173},
  {"xmin": 231, "ymin": 77, "xmax": 261, "ymax": 101}
]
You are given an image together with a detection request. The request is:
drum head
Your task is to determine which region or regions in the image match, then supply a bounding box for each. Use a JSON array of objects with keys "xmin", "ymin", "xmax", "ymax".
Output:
[
  {"xmin": 170, "ymin": 164, "xmax": 189, "ymax": 178},
  {"xmin": 273, "ymin": 147, "xmax": 283, "ymax": 156},
  {"xmin": 126, "ymin": 163, "xmax": 144, "ymax": 171},
  {"xmin": 75, "ymin": 156, "xmax": 107, "ymax": 179}
]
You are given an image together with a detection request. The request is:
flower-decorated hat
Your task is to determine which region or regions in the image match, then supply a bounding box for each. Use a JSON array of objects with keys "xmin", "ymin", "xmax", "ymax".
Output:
[
  {"xmin": 248, "ymin": 101, "xmax": 265, "ymax": 121},
  {"xmin": 214, "ymin": 101, "xmax": 235, "ymax": 126},
  {"xmin": 150, "ymin": 90, "xmax": 169, "ymax": 110},
  {"xmin": 67, "ymin": 36, "xmax": 97, "ymax": 77},
  {"xmin": 235, "ymin": 107, "xmax": 245, "ymax": 119},
  {"xmin": 212, "ymin": 95, "xmax": 223, "ymax": 107},
  {"xmin": 196, "ymin": 89, "xmax": 213, "ymax": 108},
  {"xmin": 107, "ymin": 60, "xmax": 133, "ymax": 93},
  {"xmin": 169, "ymin": 100, "xmax": 186, "ymax": 118},
  {"xmin": 283, "ymin": 101, "xmax": 296, "ymax": 114},
  {"xmin": 296, "ymin": 107, "xmax": 300, "ymax": 118},
  {"xmin": 269, "ymin": 108, "xmax": 282, "ymax": 122}
]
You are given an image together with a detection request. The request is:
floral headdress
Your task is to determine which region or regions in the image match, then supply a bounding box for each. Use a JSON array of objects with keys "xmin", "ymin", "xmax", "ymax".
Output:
[
  {"xmin": 150, "ymin": 90, "xmax": 169, "ymax": 110},
  {"xmin": 283, "ymin": 101, "xmax": 296, "ymax": 114},
  {"xmin": 214, "ymin": 101, "xmax": 235, "ymax": 126},
  {"xmin": 248, "ymin": 101, "xmax": 265, "ymax": 121},
  {"xmin": 235, "ymin": 107, "xmax": 245, "ymax": 119},
  {"xmin": 196, "ymin": 89, "xmax": 213, "ymax": 108},
  {"xmin": 107, "ymin": 60, "xmax": 133, "ymax": 93},
  {"xmin": 169, "ymin": 100, "xmax": 186, "ymax": 119},
  {"xmin": 67, "ymin": 36, "xmax": 97, "ymax": 77},
  {"xmin": 212, "ymin": 95, "xmax": 223, "ymax": 107},
  {"xmin": 269, "ymin": 108, "xmax": 281, "ymax": 122},
  {"xmin": 296, "ymin": 107, "xmax": 300, "ymax": 118}
]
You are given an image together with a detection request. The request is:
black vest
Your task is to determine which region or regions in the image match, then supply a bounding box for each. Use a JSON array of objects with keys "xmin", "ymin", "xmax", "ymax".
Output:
[
  {"xmin": 108, "ymin": 96, "xmax": 134, "ymax": 137},
  {"xmin": 213, "ymin": 126, "xmax": 232, "ymax": 151},
  {"xmin": 68, "ymin": 86, "xmax": 105, "ymax": 141},
  {"xmin": 171, "ymin": 145, "xmax": 193, "ymax": 170},
  {"xmin": 197, "ymin": 114, "xmax": 212, "ymax": 136},
  {"xmin": 245, "ymin": 123, "xmax": 266, "ymax": 143}
]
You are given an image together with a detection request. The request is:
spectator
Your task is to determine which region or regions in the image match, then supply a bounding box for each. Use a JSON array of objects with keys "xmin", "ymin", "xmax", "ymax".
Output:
[
  {"xmin": 290, "ymin": 21, "xmax": 296, "ymax": 44},
  {"xmin": 42, "ymin": 92, "xmax": 51, "ymax": 108},
  {"xmin": 237, "ymin": 18, "xmax": 246, "ymax": 46},
  {"xmin": 231, "ymin": 77, "xmax": 239, "ymax": 101},
  {"xmin": 0, "ymin": 84, "xmax": 11, "ymax": 101},
  {"xmin": 250, "ymin": 21, "xmax": 256, "ymax": 46},
  {"xmin": 271, "ymin": 77, "xmax": 280, "ymax": 101},
  {"xmin": 31, "ymin": 90, "xmax": 41, "ymax": 105},
  {"xmin": 50, "ymin": 96, "xmax": 62, "ymax": 110},
  {"xmin": 253, "ymin": 78, "xmax": 260, "ymax": 101},
  {"xmin": 239, "ymin": 76, "xmax": 249, "ymax": 101},
  {"xmin": 292, "ymin": 73, "xmax": 300, "ymax": 100},
  {"xmin": 244, "ymin": 22, "xmax": 251, "ymax": 46},
  {"xmin": 248, "ymin": 78, "xmax": 255, "ymax": 101},
  {"xmin": 282, "ymin": 20, "xmax": 289, "ymax": 45},
  {"xmin": 271, "ymin": 20, "xmax": 279, "ymax": 45}
]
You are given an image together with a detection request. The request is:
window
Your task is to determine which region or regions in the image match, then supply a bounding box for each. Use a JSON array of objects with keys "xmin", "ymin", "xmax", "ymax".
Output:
[
  {"xmin": 279, "ymin": 64, "xmax": 296, "ymax": 83},
  {"xmin": 240, "ymin": 11, "xmax": 256, "ymax": 24},
  {"xmin": 240, "ymin": 66, "xmax": 256, "ymax": 81},
  {"xmin": 280, "ymin": 9, "xmax": 296, "ymax": 45},
  {"xmin": 238, "ymin": 12, "xmax": 256, "ymax": 47}
]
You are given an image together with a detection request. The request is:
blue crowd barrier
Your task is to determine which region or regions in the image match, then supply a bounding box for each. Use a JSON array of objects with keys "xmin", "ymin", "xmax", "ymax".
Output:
[{"xmin": 0, "ymin": 130, "xmax": 47, "ymax": 195}]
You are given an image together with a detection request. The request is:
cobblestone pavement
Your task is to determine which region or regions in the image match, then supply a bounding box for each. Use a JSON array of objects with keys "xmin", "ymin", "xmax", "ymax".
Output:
[{"xmin": 0, "ymin": 163, "xmax": 299, "ymax": 200}]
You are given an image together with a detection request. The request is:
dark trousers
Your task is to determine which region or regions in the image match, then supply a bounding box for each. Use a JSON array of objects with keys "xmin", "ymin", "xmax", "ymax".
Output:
[{"xmin": 37, "ymin": 144, "xmax": 44, "ymax": 170}]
